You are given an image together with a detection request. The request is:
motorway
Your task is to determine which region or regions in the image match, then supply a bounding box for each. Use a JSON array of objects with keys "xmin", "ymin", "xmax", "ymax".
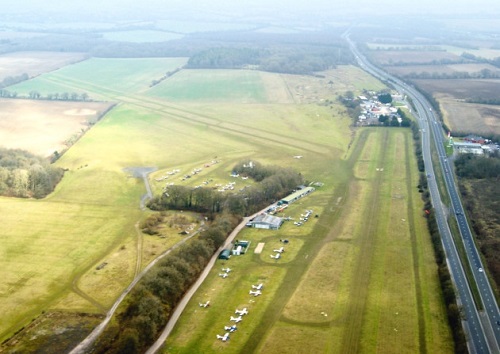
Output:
[{"xmin": 344, "ymin": 33, "xmax": 500, "ymax": 354}]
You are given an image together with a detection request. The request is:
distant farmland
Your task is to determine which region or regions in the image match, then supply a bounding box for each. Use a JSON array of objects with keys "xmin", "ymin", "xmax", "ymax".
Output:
[
  {"xmin": 0, "ymin": 51, "xmax": 87, "ymax": 81},
  {"xmin": 415, "ymin": 79, "xmax": 500, "ymax": 135},
  {"xmin": 367, "ymin": 45, "xmax": 500, "ymax": 136},
  {"xmin": 0, "ymin": 98, "xmax": 113, "ymax": 157}
]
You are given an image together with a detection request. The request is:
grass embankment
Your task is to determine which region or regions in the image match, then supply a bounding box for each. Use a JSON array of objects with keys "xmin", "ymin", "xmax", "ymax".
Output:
[{"xmin": 164, "ymin": 128, "xmax": 453, "ymax": 354}]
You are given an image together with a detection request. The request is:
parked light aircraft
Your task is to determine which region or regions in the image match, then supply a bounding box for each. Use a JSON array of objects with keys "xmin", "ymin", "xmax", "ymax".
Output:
[
  {"xmin": 235, "ymin": 308, "xmax": 248, "ymax": 316},
  {"xmin": 252, "ymin": 283, "xmax": 263, "ymax": 290},
  {"xmin": 270, "ymin": 253, "xmax": 281, "ymax": 259},
  {"xmin": 230, "ymin": 316, "xmax": 243, "ymax": 323},
  {"xmin": 199, "ymin": 301, "xmax": 210, "ymax": 308},
  {"xmin": 216, "ymin": 333, "xmax": 230, "ymax": 341},
  {"xmin": 273, "ymin": 247, "xmax": 284, "ymax": 253},
  {"xmin": 249, "ymin": 290, "xmax": 262, "ymax": 296},
  {"xmin": 219, "ymin": 273, "xmax": 229, "ymax": 278},
  {"xmin": 222, "ymin": 267, "xmax": 232, "ymax": 273},
  {"xmin": 224, "ymin": 325, "xmax": 237, "ymax": 332}
]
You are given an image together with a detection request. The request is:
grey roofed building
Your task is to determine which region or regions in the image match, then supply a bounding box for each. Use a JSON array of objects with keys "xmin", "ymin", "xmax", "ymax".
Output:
[
  {"xmin": 278, "ymin": 186, "xmax": 315, "ymax": 205},
  {"xmin": 453, "ymin": 141, "xmax": 484, "ymax": 154},
  {"xmin": 247, "ymin": 214, "xmax": 283, "ymax": 230}
]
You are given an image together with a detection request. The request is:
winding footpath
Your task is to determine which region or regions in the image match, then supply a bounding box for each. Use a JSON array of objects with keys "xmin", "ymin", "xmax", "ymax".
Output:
[{"xmin": 69, "ymin": 225, "xmax": 204, "ymax": 354}]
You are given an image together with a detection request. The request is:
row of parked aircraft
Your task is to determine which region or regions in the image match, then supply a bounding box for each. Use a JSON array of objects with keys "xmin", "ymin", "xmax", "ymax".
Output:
[
  {"xmin": 270, "ymin": 246, "xmax": 285, "ymax": 259},
  {"xmin": 294, "ymin": 209, "xmax": 314, "ymax": 226},
  {"xmin": 250, "ymin": 282, "xmax": 263, "ymax": 296},
  {"xmin": 219, "ymin": 267, "xmax": 232, "ymax": 278},
  {"xmin": 218, "ymin": 306, "xmax": 249, "ymax": 341},
  {"xmin": 217, "ymin": 282, "xmax": 265, "ymax": 342}
]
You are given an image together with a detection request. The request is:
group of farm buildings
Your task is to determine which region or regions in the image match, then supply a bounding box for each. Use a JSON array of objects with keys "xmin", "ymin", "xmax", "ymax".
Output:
[
  {"xmin": 451, "ymin": 135, "xmax": 499, "ymax": 155},
  {"xmin": 357, "ymin": 92, "xmax": 405, "ymax": 125}
]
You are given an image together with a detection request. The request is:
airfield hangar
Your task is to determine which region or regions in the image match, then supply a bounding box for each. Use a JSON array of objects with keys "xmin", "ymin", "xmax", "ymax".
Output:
[
  {"xmin": 277, "ymin": 186, "xmax": 315, "ymax": 205},
  {"xmin": 246, "ymin": 214, "xmax": 283, "ymax": 230}
]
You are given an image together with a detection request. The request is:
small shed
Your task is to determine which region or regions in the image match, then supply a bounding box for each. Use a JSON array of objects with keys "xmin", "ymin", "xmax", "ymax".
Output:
[{"xmin": 218, "ymin": 249, "xmax": 231, "ymax": 260}]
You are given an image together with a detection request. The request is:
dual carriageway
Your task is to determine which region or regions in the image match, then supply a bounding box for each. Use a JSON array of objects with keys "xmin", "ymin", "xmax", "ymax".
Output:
[{"xmin": 345, "ymin": 33, "xmax": 500, "ymax": 353}]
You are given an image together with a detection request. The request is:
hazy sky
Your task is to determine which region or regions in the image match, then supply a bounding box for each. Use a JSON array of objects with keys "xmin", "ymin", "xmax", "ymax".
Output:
[{"xmin": 4, "ymin": 0, "xmax": 500, "ymax": 23}]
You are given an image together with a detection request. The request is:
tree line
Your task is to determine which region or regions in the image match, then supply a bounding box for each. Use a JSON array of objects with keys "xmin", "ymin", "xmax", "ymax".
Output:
[
  {"xmin": 386, "ymin": 58, "xmax": 471, "ymax": 67},
  {"xmin": 466, "ymin": 97, "xmax": 500, "ymax": 106},
  {"xmin": 149, "ymin": 67, "xmax": 183, "ymax": 87},
  {"xmin": 0, "ymin": 88, "xmax": 90, "ymax": 101},
  {"xmin": 147, "ymin": 160, "xmax": 304, "ymax": 217},
  {"xmin": 0, "ymin": 148, "xmax": 64, "ymax": 198},
  {"xmin": 400, "ymin": 69, "xmax": 500, "ymax": 80},
  {"xmin": 0, "ymin": 73, "xmax": 29, "ymax": 89}
]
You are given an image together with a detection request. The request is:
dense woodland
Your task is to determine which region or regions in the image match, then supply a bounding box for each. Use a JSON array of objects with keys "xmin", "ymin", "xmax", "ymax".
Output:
[
  {"xmin": 0, "ymin": 148, "xmax": 64, "ymax": 198},
  {"xmin": 455, "ymin": 153, "xmax": 500, "ymax": 291},
  {"xmin": 187, "ymin": 44, "xmax": 352, "ymax": 74}
]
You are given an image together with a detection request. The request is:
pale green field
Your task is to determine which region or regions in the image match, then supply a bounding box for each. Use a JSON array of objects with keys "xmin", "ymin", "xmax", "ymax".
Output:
[
  {"xmin": 100, "ymin": 30, "xmax": 183, "ymax": 43},
  {"xmin": 9, "ymin": 57, "xmax": 188, "ymax": 99},
  {"xmin": 164, "ymin": 129, "xmax": 453, "ymax": 353}
]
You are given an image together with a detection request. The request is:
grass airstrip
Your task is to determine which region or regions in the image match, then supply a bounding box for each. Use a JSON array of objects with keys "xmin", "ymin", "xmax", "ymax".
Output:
[
  {"xmin": 163, "ymin": 129, "xmax": 452, "ymax": 354},
  {"xmin": 0, "ymin": 56, "xmax": 453, "ymax": 353}
]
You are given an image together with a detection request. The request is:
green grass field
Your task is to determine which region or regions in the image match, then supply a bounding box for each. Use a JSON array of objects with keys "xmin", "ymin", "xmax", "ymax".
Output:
[
  {"xmin": 1, "ymin": 58, "xmax": 453, "ymax": 353},
  {"xmin": 147, "ymin": 69, "xmax": 269, "ymax": 103}
]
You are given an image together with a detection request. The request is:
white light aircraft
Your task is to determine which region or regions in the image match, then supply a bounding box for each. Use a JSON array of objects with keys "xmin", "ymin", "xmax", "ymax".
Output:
[
  {"xmin": 216, "ymin": 333, "xmax": 230, "ymax": 341},
  {"xmin": 273, "ymin": 247, "xmax": 284, "ymax": 253},
  {"xmin": 222, "ymin": 267, "xmax": 232, "ymax": 273},
  {"xmin": 230, "ymin": 316, "xmax": 243, "ymax": 323},
  {"xmin": 270, "ymin": 253, "xmax": 281, "ymax": 259},
  {"xmin": 199, "ymin": 301, "xmax": 210, "ymax": 308},
  {"xmin": 235, "ymin": 308, "xmax": 248, "ymax": 316},
  {"xmin": 252, "ymin": 283, "xmax": 263, "ymax": 290},
  {"xmin": 219, "ymin": 273, "xmax": 229, "ymax": 278},
  {"xmin": 249, "ymin": 290, "xmax": 262, "ymax": 296},
  {"xmin": 224, "ymin": 325, "xmax": 237, "ymax": 332}
]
